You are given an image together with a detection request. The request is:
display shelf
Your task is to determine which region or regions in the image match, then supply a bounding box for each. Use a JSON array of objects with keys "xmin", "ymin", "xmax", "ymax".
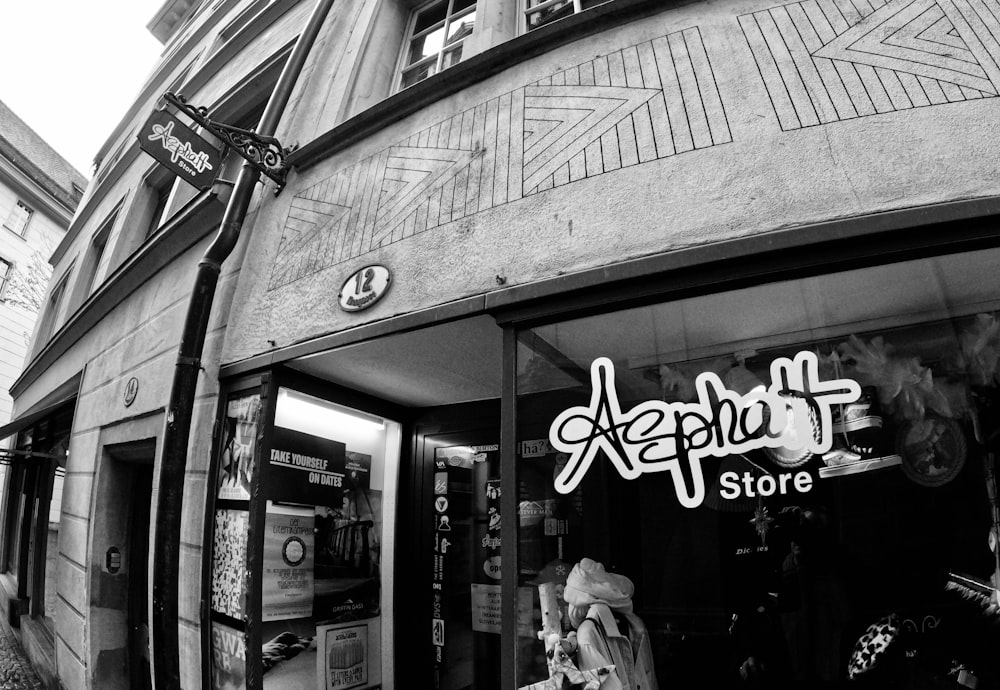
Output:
[{"xmin": 818, "ymin": 454, "xmax": 902, "ymax": 478}]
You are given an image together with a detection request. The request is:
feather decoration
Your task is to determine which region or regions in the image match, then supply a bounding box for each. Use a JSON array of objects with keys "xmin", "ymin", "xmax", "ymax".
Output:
[
  {"xmin": 658, "ymin": 363, "xmax": 698, "ymax": 403},
  {"xmin": 838, "ymin": 335, "xmax": 951, "ymax": 421},
  {"xmin": 958, "ymin": 313, "xmax": 1000, "ymax": 387},
  {"xmin": 944, "ymin": 573, "xmax": 1000, "ymax": 619}
]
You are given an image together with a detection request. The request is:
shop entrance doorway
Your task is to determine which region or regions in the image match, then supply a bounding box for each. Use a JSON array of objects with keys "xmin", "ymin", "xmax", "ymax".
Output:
[
  {"xmin": 127, "ymin": 461, "xmax": 153, "ymax": 690},
  {"xmin": 91, "ymin": 427, "xmax": 158, "ymax": 690},
  {"xmin": 414, "ymin": 406, "xmax": 501, "ymax": 690},
  {"xmin": 267, "ymin": 314, "xmax": 505, "ymax": 689}
]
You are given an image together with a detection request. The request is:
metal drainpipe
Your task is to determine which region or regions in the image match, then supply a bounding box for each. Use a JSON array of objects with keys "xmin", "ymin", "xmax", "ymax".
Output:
[{"xmin": 152, "ymin": 0, "xmax": 335, "ymax": 687}]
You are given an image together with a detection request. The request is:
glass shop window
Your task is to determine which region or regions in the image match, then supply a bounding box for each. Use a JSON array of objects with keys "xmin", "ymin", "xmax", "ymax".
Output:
[
  {"xmin": 515, "ymin": 246, "xmax": 1000, "ymax": 690},
  {"xmin": 266, "ymin": 388, "xmax": 400, "ymax": 690},
  {"xmin": 209, "ymin": 388, "xmax": 401, "ymax": 690}
]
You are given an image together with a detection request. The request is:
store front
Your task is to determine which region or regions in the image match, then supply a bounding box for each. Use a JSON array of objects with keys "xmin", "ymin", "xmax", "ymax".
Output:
[
  {"xmin": 0, "ymin": 390, "xmax": 75, "ymax": 688},
  {"xmin": 512, "ymin": 244, "xmax": 1000, "ymax": 690},
  {"xmin": 209, "ymin": 240, "xmax": 1000, "ymax": 690}
]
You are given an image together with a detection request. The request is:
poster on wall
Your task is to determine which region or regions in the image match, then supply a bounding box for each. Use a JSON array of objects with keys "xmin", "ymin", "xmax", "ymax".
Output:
[
  {"xmin": 268, "ymin": 426, "xmax": 351, "ymax": 505},
  {"xmin": 317, "ymin": 618, "xmax": 381, "ymax": 690},
  {"xmin": 218, "ymin": 394, "xmax": 260, "ymax": 501},
  {"xmin": 313, "ymin": 485, "xmax": 382, "ymax": 623},
  {"xmin": 262, "ymin": 504, "xmax": 315, "ymax": 622},
  {"xmin": 210, "ymin": 621, "xmax": 247, "ymax": 690},
  {"xmin": 211, "ymin": 509, "xmax": 250, "ymax": 619}
]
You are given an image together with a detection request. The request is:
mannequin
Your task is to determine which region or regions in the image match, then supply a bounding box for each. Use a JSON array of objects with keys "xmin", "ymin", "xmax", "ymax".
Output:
[{"xmin": 563, "ymin": 558, "xmax": 660, "ymax": 690}]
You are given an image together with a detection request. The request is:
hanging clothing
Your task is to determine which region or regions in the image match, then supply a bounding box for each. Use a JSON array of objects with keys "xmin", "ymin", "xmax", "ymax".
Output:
[{"xmin": 575, "ymin": 603, "xmax": 659, "ymax": 690}]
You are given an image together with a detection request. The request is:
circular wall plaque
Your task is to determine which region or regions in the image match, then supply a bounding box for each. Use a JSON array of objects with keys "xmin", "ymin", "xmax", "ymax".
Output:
[
  {"xmin": 124, "ymin": 377, "xmax": 139, "ymax": 407},
  {"xmin": 338, "ymin": 265, "xmax": 391, "ymax": 312}
]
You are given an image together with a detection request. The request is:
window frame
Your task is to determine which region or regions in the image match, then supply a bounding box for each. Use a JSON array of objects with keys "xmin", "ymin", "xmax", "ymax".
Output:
[
  {"xmin": 521, "ymin": 0, "xmax": 609, "ymax": 33},
  {"xmin": 394, "ymin": 0, "xmax": 478, "ymax": 92},
  {"xmin": 3, "ymin": 201, "xmax": 33, "ymax": 238},
  {"xmin": 0, "ymin": 257, "xmax": 11, "ymax": 300},
  {"xmin": 34, "ymin": 263, "xmax": 74, "ymax": 351}
]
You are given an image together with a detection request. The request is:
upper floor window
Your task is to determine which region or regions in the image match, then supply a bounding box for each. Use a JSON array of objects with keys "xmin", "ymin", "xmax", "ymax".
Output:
[
  {"xmin": 397, "ymin": 0, "xmax": 476, "ymax": 91},
  {"xmin": 3, "ymin": 200, "xmax": 33, "ymax": 237},
  {"xmin": 219, "ymin": 0, "xmax": 272, "ymax": 43},
  {"xmin": 144, "ymin": 171, "xmax": 176, "ymax": 239},
  {"xmin": 82, "ymin": 212, "xmax": 116, "ymax": 297},
  {"xmin": 35, "ymin": 265, "xmax": 72, "ymax": 348},
  {"xmin": 93, "ymin": 137, "xmax": 130, "ymax": 188},
  {"xmin": 0, "ymin": 257, "xmax": 11, "ymax": 298},
  {"xmin": 523, "ymin": 0, "xmax": 608, "ymax": 31}
]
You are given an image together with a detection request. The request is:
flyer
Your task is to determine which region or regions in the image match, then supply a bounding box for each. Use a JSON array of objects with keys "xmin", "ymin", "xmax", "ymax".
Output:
[
  {"xmin": 317, "ymin": 618, "xmax": 381, "ymax": 690},
  {"xmin": 262, "ymin": 504, "xmax": 315, "ymax": 622},
  {"xmin": 218, "ymin": 394, "xmax": 260, "ymax": 501},
  {"xmin": 210, "ymin": 622, "xmax": 246, "ymax": 690},
  {"xmin": 470, "ymin": 583, "xmax": 501, "ymax": 634},
  {"xmin": 211, "ymin": 509, "xmax": 249, "ymax": 619}
]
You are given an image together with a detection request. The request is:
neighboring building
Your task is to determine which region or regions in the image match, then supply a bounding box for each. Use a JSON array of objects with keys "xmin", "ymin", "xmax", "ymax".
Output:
[
  {"xmin": 1, "ymin": 0, "xmax": 999, "ymax": 688},
  {"xmin": 0, "ymin": 100, "xmax": 85, "ymax": 433},
  {"xmin": 0, "ymin": 103, "xmax": 85, "ymax": 686}
]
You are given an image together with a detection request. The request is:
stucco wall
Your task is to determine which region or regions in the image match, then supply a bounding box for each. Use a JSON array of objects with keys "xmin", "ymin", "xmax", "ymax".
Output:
[
  {"xmin": 222, "ymin": 0, "xmax": 1000, "ymax": 365},
  {"xmin": 0, "ymin": 178, "xmax": 65, "ymax": 425},
  {"xmin": 14, "ymin": 229, "xmax": 249, "ymax": 690}
]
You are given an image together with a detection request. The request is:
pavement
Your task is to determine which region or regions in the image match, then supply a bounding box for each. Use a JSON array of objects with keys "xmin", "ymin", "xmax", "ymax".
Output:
[{"xmin": 0, "ymin": 615, "xmax": 42, "ymax": 689}]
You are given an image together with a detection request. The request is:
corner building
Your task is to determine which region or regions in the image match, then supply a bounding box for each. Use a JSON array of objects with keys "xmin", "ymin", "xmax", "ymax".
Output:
[{"xmin": 3, "ymin": 0, "xmax": 1000, "ymax": 688}]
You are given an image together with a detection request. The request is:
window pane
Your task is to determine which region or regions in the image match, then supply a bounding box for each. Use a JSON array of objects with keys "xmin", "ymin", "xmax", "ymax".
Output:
[
  {"xmin": 43, "ymin": 468, "xmax": 64, "ymax": 622},
  {"xmin": 413, "ymin": 0, "xmax": 448, "ymax": 34},
  {"xmin": 254, "ymin": 388, "xmax": 401, "ymax": 690},
  {"xmin": 408, "ymin": 26, "xmax": 446, "ymax": 66},
  {"xmin": 454, "ymin": 0, "xmax": 477, "ymax": 12},
  {"xmin": 446, "ymin": 11, "xmax": 475, "ymax": 44},
  {"xmin": 526, "ymin": 0, "xmax": 574, "ymax": 29},
  {"xmin": 442, "ymin": 46, "xmax": 463, "ymax": 70},
  {"xmin": 0, "ymin": 258, "xmax": 10, "ymax": 294},
  {"xmin": 402, "ymin": 61, "xmax": 438, "ymax": 88},
  {"xmin": 515, "ymin": 246, "xmax": 1000, "ymax": 690},
  {"xmin": 4, "ymin": 201, "xmax": 32, "ymax": 236}
]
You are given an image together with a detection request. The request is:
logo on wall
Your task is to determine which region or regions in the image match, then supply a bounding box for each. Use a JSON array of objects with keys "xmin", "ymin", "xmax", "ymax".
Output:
[
  {"xmin": 123, "ymin": 376, "xmax": 139, "ymax": 407},
  {"xmin": 137, "ymin": 110, "xmax": 221, "ymax": 190},
  {"xmin": 548, "ymin": 351, "xmax": 861, "ymax": 508}
]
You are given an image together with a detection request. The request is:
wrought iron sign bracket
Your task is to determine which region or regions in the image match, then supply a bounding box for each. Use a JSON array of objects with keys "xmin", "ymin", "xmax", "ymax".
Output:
[{"xmin": 164, "ymin": 92, "xmax": 294, "ymax": 194}]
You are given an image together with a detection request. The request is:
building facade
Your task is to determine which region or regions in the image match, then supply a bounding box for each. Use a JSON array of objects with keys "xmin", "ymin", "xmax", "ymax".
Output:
[
  {"xmin": 1, "ymin": 0, "xmax": 999, "ymax": 688},
  {"xmin": 0, "ymin": 101, "xmax": 85, "ymax": 688},
  {"xmin": 0, "ymin": 100, "xmax": 84, "ymax": 435}
]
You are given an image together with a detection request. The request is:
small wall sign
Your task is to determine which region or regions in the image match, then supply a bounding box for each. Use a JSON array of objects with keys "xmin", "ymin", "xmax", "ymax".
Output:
[
  {"xmin": 106, "ymin": 546, "xmax": 122, "ymax": 574},
  {"xmin": 338, "ymin": 265, "xmax": 391, "ymax": 312},
  {"xmin": 124, "ymin": 377, "xmax": 139, "ymax": 407}
]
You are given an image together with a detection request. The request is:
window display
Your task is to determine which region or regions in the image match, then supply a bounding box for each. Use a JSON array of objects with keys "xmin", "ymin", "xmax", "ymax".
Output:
[
  {"xmin": 259, "ymin": 388, "xmax": 399, "ymax": 690},
  {"xmin": 515, "ymin": 247, "xmax": 1000, "ymax": 690},
  {"xmin": 208, "ymin": 385, "xmax": 400, "ymax": 690}
]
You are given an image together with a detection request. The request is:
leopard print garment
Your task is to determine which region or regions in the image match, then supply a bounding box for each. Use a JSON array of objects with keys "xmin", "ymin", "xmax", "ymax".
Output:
[{"xmin": 847, "ymin": 613, "xmax": 899, "ymax": 680}]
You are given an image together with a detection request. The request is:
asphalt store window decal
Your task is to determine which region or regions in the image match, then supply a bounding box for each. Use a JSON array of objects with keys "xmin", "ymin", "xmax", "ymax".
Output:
[{"xmin": 547, "ymin": 351, "xmax": 862, "ymax": 507}]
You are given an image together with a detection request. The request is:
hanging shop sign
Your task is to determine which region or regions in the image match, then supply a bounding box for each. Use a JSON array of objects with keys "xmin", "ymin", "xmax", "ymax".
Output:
[
  {"xmin": 137, "ymin": 110, "xmax": 221, "ymax": 190},
  {"xmin": 548, "ymin": 351, "xmax": 862, "ymax": 508},
  {"xmin": 338, "ymin": 265, "xmax": 391, "ymax": 312}
]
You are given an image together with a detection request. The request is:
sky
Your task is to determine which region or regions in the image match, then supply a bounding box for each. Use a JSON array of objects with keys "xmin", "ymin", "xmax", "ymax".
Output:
[{"xmin": 0, "ymin": 1, "xmax": 168, "ymax": 177}]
